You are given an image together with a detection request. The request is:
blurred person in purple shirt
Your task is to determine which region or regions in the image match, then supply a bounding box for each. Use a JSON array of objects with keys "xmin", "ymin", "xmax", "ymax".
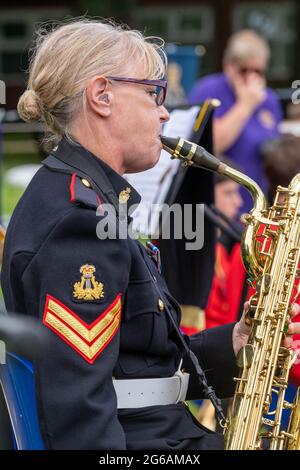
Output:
[{"xmin": 188, "ymin": 30, "xmax": 283, "ymax": 213}]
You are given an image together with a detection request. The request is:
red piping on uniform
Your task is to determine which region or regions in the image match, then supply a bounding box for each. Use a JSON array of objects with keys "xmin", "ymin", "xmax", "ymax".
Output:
[
  {"xmin": 70, "ymin": 173, "xmax": 77, "ymax": 203},
  {"xmin": 97, "ymin": 194, "xmax": 104, "ymax": 215}
]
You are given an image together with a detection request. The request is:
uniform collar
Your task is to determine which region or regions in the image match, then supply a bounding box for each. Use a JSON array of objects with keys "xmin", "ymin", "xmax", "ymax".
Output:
[
  {"xmin": 50, "ymin": 136, "xmax": 141, "ymax": 211},
  {"xmin": 94, "ymin": 155, "xmax": 141, "ymax": 209}
]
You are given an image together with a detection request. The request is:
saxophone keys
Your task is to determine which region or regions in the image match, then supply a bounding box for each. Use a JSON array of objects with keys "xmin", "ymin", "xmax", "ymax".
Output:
[{"xmin": 236, "ymin": 344, "xmax": 254, "ymax": 368}]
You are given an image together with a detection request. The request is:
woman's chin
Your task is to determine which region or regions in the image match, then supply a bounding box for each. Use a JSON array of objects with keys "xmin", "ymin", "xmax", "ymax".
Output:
[
  {"xmin": 137, "ymin": 158, "xmax": 159, "ymax": 173},
  {"xmin": 125, "ymin": 146, "xmax": 162, "ymax": 173}
]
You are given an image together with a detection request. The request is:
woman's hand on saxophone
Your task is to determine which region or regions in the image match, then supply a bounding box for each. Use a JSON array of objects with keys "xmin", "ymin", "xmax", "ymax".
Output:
[
  {"xmin": 232, "ymin": 302, "xmax": 300, "ymax": 357},
  {"xmin": 283, "ymin": 303, "xmax": 300, "ymax": 352},
  {"xmin": 232, "ymin": 301, "xmax": 251, "ymax": 356}
]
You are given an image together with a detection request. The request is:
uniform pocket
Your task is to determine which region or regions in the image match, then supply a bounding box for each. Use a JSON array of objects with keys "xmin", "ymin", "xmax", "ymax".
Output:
[
  {"xmin": 121, "ymin": 278, "xmax": 168, "ymax": 353},
  {"xmin": 123, "ymin": 279, "xmax": 162, "ymax": 320},
  {"xmin": 162, "ymin": 291, "xmax": 182, "ymax": 325},
  {"xmin": 117, "ymin": 279, "xmax": 171, "ymax": 376},
  {"xmin": 117, "ymin": 351, "xmax": 150, "ymax": 375}
]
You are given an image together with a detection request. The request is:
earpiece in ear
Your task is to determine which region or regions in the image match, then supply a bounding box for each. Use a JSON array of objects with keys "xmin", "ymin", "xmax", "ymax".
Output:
[{"xmin": 99, "ymin": 94, "xmax": 109, "ymax": 103}]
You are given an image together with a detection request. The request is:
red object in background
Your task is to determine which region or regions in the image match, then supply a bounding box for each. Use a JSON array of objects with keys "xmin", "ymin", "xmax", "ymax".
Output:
[
  {"xmin": 181, "ymin": 325, "xmax": 201, "ymax": 336},
  {"xmin": 205, "ymin": 242, "xmax": 246, "ymax": 329}
]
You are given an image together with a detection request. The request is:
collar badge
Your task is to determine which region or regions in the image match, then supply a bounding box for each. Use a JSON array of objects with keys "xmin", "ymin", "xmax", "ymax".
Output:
[{"xmin": 119, "ymin": 187, "xmax": 131, "ymax": 204}]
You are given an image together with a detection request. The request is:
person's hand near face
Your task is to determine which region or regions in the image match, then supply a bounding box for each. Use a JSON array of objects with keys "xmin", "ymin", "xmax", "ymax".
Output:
[
  {"xmin": 224, "ymin": 54, "xmax": 268, "ymax": 115},
  {"xmin": 231, "ymin": 69, "xmax": 266, "ymax": 113},
  {"xmin": 212, "ymin": 51, "xmax": 271, "ymax": 155}
]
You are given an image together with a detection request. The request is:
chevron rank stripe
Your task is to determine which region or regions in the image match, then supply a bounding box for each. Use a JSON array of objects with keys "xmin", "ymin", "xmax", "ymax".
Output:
[{"xmin": 43, "ymin": 293, "xmax": 121, "ymax": 364}]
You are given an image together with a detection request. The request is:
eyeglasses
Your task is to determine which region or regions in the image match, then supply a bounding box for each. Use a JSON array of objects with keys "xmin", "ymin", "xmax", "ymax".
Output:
[
  {"xmin": 237, "ymin": 67, "xmax": 266, "ymax": 78},
  {"xmin": 106, "ymin": 76, "xmax": 168, "ymax": 106}
]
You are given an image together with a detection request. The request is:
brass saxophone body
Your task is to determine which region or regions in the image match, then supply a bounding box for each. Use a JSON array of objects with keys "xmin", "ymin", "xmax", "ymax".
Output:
[{"xmin": 161, "ymin": 135, "xmax": 300, "ymax": 450}]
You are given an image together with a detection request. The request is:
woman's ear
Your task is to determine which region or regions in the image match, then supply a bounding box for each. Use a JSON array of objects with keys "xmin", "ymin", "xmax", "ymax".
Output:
[
  {"xmin": 99, "ymin": 94, "xmax": 109, "ymax": 103},
  {"xmin": 85, "ymin": 76, "xmax": 113, "ymax": 117}
]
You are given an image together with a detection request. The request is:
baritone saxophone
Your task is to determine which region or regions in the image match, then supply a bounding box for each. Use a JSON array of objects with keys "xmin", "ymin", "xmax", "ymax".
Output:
[{"xmin": 161, "ymin": 135, "xmax": 300, "ymax": 450}]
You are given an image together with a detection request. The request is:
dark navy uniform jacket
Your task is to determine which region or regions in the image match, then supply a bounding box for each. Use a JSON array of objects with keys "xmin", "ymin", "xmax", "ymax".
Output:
[{"xmin": 1, "ymin": 137, "xmax": 238, "ymax": 450}]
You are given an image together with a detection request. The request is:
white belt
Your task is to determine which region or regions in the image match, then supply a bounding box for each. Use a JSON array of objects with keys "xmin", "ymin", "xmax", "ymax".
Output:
[{"xmin": 113, "ymin": 369, "xmax": 190, "ymax": 409}]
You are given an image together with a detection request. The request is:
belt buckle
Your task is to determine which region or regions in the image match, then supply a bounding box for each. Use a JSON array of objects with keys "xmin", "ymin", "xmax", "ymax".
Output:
[{"xmin": 174, "ymin": 368, "xmax": 189, "ymax": 403}]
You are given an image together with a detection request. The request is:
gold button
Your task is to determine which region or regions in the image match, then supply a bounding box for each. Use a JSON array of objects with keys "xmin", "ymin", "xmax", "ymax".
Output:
[
  {"xmin": 158, "ymin": 299, "xmax": 165, "ymax": 311},
  {"xmin": 81, "ymin": 178, "xmax": 91, "ymax": 188}
]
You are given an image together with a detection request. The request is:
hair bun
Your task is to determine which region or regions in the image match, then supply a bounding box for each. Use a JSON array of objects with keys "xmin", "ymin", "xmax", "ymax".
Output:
[{"xmin": 17, "ymin": 89, "xmax": 42, "ymax": 122}]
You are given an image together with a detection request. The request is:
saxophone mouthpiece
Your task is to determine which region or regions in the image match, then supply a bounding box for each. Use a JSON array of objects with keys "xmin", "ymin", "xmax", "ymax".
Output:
[{"xmin": 160, "ymin": 135, "xmax": 223, "ymax": 173}]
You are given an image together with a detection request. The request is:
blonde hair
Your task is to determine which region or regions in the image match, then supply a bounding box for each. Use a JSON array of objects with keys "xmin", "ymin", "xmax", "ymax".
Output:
[
  {"xmin": 223, "ymin": 29, "xmax": 270, "ymax": 64},
  {"xmin": 18, "ymin": 18, "xmax": 167, "ymax": 147}
]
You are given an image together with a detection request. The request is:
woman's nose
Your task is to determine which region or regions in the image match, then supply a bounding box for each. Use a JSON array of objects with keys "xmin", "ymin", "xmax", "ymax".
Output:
[{"xmin": 159, "ymin": 105, "xmax": 170, "ymax": 123}]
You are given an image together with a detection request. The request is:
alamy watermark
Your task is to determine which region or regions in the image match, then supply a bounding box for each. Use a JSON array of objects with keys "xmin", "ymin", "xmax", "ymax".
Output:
[
  {"xmin": 291, "ymin": 80, "xmax": 300, "ymax": 104},
  {"xmin": 95, "ymin": 202, "xmax": 205, "ymax": 251},
  {"xmin": 0, "ymin": 80, "xmax": 5, "ymax": 105}
]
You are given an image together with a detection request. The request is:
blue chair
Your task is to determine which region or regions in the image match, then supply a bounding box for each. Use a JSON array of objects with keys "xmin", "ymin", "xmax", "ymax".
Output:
[{"xmin": 0, "ymin": 351, "xmax": 44, "ymax": 449}]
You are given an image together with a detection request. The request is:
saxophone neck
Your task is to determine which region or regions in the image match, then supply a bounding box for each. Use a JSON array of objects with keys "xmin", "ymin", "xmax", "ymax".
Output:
[
  {"xmin": 161, "ymin": 134, "xmax": 266, "ymax": 213},
  {"xmin": 221, "ymin": 165, "xmax": 267, "ymax": 279},
  {"xmin": 220, "ymin": 165, "xmax": 266, "ymax": 216},
  {"xmin": 161, "ymin": 135, "xmax": 267, "ymax": 278}
]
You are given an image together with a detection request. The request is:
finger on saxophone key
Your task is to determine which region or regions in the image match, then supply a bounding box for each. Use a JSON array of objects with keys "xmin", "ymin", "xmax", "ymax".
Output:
[{"xmin": 290, "ymin": 303, "xmax": 300, "ymax": 319}]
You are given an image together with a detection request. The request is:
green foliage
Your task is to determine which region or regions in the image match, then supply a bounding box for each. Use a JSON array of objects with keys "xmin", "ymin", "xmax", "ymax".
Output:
[
  {"xmin": 3, "ymin": 178, "xmax": 25, "ymax": 217},
  {"xmin": 1, "ymin": 135, "xmax": 41, "ymax": 219}
]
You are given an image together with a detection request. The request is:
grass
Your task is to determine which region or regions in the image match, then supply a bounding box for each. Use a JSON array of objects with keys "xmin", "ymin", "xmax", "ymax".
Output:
[
  {"xmin": 1, "ymin": 135, "xmax": 42, "ymax": 221},
  {"xmin": 2, "ymin": 177, "xmax": 27, "ymax": 218}
]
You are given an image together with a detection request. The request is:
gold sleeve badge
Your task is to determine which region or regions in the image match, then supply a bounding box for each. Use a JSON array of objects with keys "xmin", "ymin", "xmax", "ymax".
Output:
[
  {"xmin": 43, "ymin": 294, "xmax": 122, "ymax": 364},
  {"xmin": 73, "ymin": 264, "xmax": 104, "ymax": 301}
]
